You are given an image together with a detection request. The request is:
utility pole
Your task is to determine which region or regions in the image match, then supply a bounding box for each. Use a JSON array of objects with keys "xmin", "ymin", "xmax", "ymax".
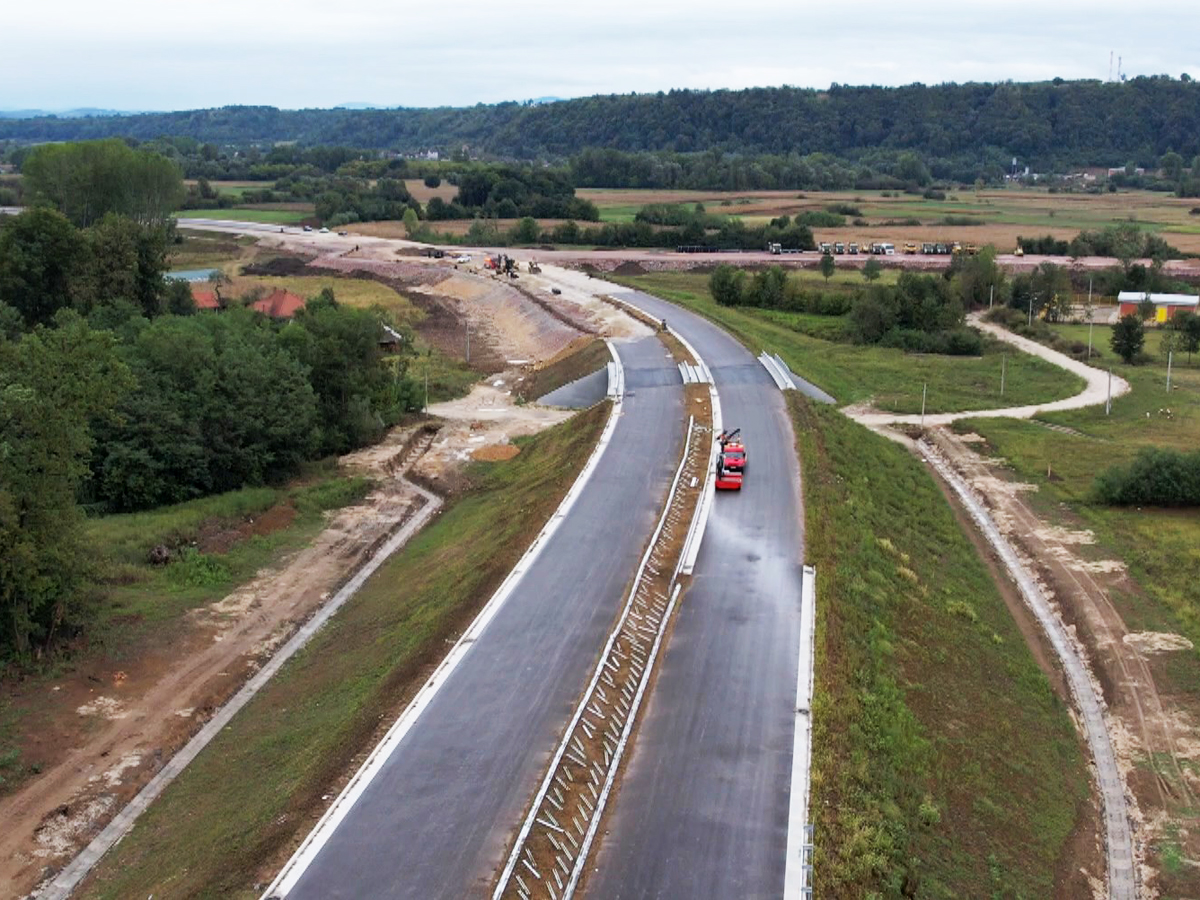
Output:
[
  {"xmin": 1167, "ymin": 350, "xmax": 1173, "ymax": 392},
  {"xmin": 920, "ymin": 382, "xmax": 927, "ymax": 429},
  {"xmin": 989, "ymin": 284, "xmax": 994, "ymax": 310},
  {"xmin": 1028, "ymin": 292, "xmax": 1035, "ymax": 327},
  {"xmin": 1106, "ymin": 369, "xmax": 1112, "ymax": 415},
  {"xmin": 1087, "ymin": 277, "xmax": 1095, "ymax": 361},
  {"xmin": 466, "ymin": 323, "xmax": 470, "ymax": 364},
  {"xmin": 1001, "ymin": 353, "xmax": 1006, "ymax": 395}
]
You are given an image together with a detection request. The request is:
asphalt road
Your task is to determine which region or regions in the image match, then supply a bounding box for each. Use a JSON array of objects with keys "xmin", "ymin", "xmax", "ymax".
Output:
[
  {"xmin": 284, "ymin": 336, "xmax": 684, "ymax": 899},
  {"xmin": 584, "ymin": 288, "xmax": 807, "ymax": 899}
]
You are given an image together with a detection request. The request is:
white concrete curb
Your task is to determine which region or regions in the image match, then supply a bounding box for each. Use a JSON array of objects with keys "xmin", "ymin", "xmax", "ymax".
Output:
[
  {"xmin": 40, "ymin": 481, "xmax": 443, "ymax": 900},
  {"xmin": 759, "ymin": 351, "xmax": 796, "ymax": 391},
  {"xmin": 784, "ymin": 564, "xmax": 817, "ymax": 899},
  {"xmin": 264, "ymin": 356, "xmax": 627, "ymax": 899}
]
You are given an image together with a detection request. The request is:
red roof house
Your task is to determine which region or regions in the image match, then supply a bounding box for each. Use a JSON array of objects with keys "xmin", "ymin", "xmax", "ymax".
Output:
[
  {"xmin": 251, "ymin": 289, "xmax": 306, "ymax": 320},
  {"xmin": 191, "ymin": 288, "xmax": 221, "ymax": 311}
]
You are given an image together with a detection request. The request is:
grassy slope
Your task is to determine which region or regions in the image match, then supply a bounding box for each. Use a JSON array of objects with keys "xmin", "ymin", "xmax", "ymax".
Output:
[
  {"xmin": 961, "ymin": 324, "xmax": 1200, "ymax": 895},
  {"xmin": 610, "ymin": 272, "xmax": 1084, "ymax": 414},
  {"xmin": 794, "ymin": 396, "xmax": 1088, "ymax": 898},
  {"xmin": 78, "ymin": 403, "xmax": 609, "ymax": 899}
]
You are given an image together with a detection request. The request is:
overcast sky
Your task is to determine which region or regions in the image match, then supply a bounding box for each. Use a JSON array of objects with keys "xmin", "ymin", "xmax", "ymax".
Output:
[{"xmin": 4, "ymin": 0, "xmax": 1198, "ymax": 111}]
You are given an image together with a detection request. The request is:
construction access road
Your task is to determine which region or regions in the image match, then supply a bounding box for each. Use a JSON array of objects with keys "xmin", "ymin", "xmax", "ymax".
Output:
[
  {"xmin": 546, "ymin": 272, "xmax": 809, "ymax": 898},
  {"xmin": 274, "ymin": 335, "xmax": 684, "ymax": 899}
]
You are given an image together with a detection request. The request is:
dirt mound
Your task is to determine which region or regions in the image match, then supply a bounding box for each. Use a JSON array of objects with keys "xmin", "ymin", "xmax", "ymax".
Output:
[
  {"xmin": 472, "ymin": 444, "xmax": 521, "ymax": 461},
  {"xmin": 195, "ymin": 504, "xmax": 298, "ymax": 555},
  {"xmin": 241, "ymin": 255, "xmax": 311, "ymax": 277},
  {"xmin": 612, "ymin": 261, "xmax": 648, "ymax": 276}
]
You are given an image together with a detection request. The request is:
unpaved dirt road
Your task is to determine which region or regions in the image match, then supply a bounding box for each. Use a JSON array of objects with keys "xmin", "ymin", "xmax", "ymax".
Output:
[{"xmin": 846, "ymin": 312, "xmax": 1132, "ymax": 428}]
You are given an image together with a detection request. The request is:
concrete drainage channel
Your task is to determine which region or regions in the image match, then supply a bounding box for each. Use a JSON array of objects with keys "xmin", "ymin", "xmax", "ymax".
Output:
[
  {"xmin": 919, "ymin": 439, "xmax": 1138, "ymax": 900},
  {"xmin": 493, "ymin": 396, "xmax": 713, "ymax": 900}
]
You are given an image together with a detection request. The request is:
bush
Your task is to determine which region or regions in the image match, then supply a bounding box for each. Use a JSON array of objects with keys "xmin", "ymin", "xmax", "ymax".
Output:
[
  {"xmin": 826, "ymin": 203, "xmax": 862, "ymax": 216},
  {"xmin": 423, "ymin": 175, "xmax": 441, "ymax": 188},
  {"xmin": 1094, "ymin": 448, "xmax": 1200, "ymax": 506},
  {"xmin": 795, "ymin": 210, "xmax": 846, "ymax": 228},
  {"xmin": 923, "ymin": 189, "xmax": 946, "ymax": 200}
]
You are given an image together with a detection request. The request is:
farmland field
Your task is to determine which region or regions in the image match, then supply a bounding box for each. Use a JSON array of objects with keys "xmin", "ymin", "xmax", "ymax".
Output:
[{"xmin": 579, "ymin": 187, "xmax": 1200, "ymax": 255}]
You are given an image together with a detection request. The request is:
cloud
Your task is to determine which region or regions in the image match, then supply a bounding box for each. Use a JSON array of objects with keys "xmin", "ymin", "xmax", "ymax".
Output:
[{"xmin": 4, "ymin": 0, "xmax": 1198, "ymax": 110}]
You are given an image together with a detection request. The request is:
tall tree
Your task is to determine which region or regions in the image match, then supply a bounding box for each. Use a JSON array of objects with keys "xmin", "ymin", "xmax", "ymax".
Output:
[
  {"xmin": 0, "ymin": 315, "xmax": 131, "ymax": 658},
  {"xmin": 1111, "ymin": 314, "xmax": 1146, "ymax": 363},
  {"xmin": 0, "ymin": 208, "xmax": 86, "ymax": 327}
]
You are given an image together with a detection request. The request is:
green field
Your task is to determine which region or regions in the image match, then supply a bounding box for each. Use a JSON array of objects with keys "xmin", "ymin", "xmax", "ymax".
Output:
[
  {"xmin": 796, "ymin": 396, "xmax": 1089, "ymax": 897},
  {"xmin": 578, "ymin": 187, "xmax": 1200, "ymax": 255},
  {"xmin": 77, "ymin": 405, "xmax": 609, "ymax": 899},
  {"xmin": 609, "ymin": 272, "xmax": 1084, "ymax": 413},
  {"xmin": 174, "ymin": 207, "xmax": 311, "ymax": 225}
]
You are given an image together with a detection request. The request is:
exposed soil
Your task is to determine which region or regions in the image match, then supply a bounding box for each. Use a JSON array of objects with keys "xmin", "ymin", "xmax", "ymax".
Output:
[
  {"xmin": 931, "ymin": 426, "xmax": 1200, "ymax": 898},
  {"xmin": 194, "ymin": 502, "xmax": 298, "ymax": 555}
]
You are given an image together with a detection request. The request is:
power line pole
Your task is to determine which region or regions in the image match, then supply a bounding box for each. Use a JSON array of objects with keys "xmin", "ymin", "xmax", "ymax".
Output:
[
  {"xmin": 1167, "ymin": 350, "xmax": 1174, "ymax": 393},
  {"xmin": 920, "ymin": 382, "xmax": 927, "ymax": 429},
  {"xmin": 1087, "ymin": 277, "xmax": 1095, "ymax": 361},
  {"xmin": 1001, "ymin": 353, "xmax": 1006, "ymax": 395}
]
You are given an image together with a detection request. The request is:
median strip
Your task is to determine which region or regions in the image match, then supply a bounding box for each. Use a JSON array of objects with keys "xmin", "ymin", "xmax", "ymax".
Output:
[{"xmin": 493, "ymin": 342, "xmax": 716, "ymax": 900}]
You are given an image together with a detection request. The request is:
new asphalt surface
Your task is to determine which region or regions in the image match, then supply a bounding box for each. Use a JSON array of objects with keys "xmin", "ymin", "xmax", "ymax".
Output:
[
  {"xmin": 283, "ymin": 336, "xmax": 684, "ymax": 899},
  {"xmin": 585, "ymin": 288, "xmax": 806, "ymax": 899}
]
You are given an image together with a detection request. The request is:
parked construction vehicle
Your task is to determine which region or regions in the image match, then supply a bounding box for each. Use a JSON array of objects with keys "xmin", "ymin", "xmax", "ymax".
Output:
[{"xmin": 528, "ymin": 260, "xmax": 542, "ymax": 274}]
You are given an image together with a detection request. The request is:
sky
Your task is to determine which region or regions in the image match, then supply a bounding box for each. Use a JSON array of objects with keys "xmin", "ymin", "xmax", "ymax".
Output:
[{"xmin": 3, "ymin": 0, "xmax": 1199, "ymax": 112}]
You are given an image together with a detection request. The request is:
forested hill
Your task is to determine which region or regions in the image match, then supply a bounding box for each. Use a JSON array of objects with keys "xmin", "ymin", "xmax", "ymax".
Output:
[{"xmin": 3, "ymin": 78, "xmax": 1199, "ymax": 168}]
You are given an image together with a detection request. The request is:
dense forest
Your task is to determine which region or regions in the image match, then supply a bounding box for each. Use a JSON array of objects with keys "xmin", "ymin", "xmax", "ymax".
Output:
[{"xmin": 2, "ymin": 78, "xmax": 1199, "ymax": 172}]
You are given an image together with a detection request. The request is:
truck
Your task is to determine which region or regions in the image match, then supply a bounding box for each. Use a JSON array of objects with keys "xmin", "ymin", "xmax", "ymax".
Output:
[{"xmin": 767, "ymin": 242, "xmax": 782, "ymax": 254}]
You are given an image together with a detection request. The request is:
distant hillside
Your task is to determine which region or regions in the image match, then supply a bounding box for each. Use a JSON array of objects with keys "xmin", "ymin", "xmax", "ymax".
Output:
[{"xmin": 2, "ymin": 78, "xmax": 1198, "ymax": 169}]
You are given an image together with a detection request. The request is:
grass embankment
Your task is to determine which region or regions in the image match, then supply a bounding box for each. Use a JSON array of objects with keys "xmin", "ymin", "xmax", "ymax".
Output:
[
  {"xmin": 78, "ymin": 403, "xmax": 610, "ymax": 899},
  {"xmin": 793, "ymin": 396, "xmax": 1089, "ymax": 898},
  {"xmin": 517, "ymin": 337, "xmax": 611, "ymax": 402},
  {"xmin": 89, "ymin": 471, "xmax": 373, "ymax": 634},
  {"xmin": 610, "ymin": 272, "xmax": 1083, "ymax": 413}
]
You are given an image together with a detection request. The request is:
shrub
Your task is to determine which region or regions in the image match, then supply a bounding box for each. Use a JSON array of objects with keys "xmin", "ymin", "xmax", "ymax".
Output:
[
  {"xmin": 826, "ymin": 203, "xmax": 862, "ymax": 217},
  {"xmin": 923, "ymin": 189, "xmax": 946, "ymax": 201},
  {"xmin": 1093, "ymin": 448, "xmax": 1200, "ymax": 506}
]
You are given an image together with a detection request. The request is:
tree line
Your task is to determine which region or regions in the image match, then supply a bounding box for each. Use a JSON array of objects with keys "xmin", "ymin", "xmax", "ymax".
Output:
[{"xmin": 3, "ymin": 77, "xmax": 1200, "ymax": 173}]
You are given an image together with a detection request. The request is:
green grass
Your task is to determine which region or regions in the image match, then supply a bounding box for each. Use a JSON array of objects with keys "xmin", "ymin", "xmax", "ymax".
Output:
[
  {"xmin": 77, "ymin": 404, "xmax": 611, "ymax": 899},
  {"xmin": 87, "ymin": 469, "xmax": 373, "ymax": 634},
  {"xmin": 795, "ymin": 396, "xmax": 1089, "ymax": 898},
  {"xmin": 174, "ymin": 207, "xmax": 311, "ymax": 225},
  {"xmin": 610, "ymin": 272, "xmax": 1084, "ymax": 413}
]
